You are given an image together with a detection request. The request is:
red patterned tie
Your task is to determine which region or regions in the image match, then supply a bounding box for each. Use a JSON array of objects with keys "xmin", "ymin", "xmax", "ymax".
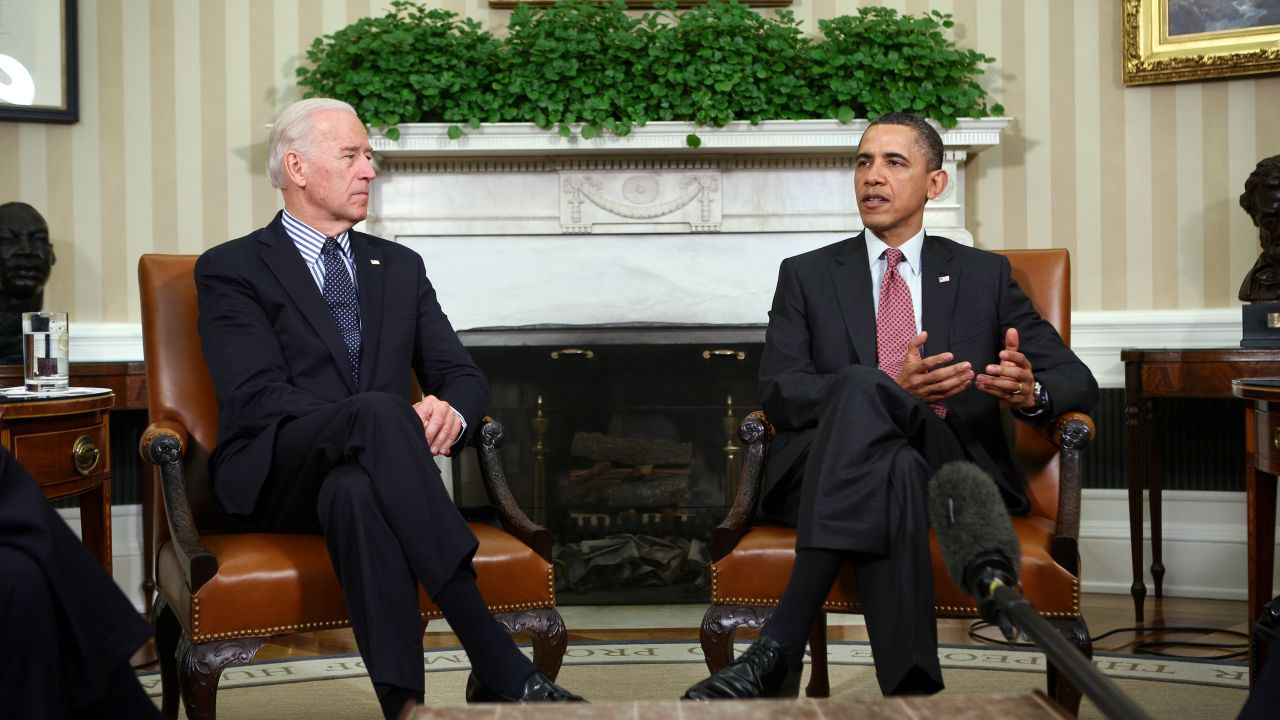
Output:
[{"xmin": 876, "ymin": 248, "xmax": 946, "ymax": 418}]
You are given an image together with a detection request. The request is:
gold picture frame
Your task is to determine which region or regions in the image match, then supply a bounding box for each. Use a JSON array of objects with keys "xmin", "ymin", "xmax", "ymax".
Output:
[
  {"xmin": 488, "ymin": 0, "xmax": 791, "ymax": 7},
  {"xmin": 1123, "ymin": 0, "xmax": 1280, "ymax": 85}
]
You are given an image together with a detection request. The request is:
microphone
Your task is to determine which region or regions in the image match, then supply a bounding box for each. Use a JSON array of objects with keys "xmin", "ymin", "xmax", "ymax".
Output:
[
  {"xmin": 927, "ymin": 460, "xmax": 1020, "ymax": 640},
  {"xmin": 927, "ymin": 461, "xmax": 1153, "ymax": 720}
]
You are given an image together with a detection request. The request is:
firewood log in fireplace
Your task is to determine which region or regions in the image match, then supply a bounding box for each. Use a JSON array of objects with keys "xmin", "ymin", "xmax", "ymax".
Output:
[{"xmin": 561, "ymin": 432, "xmax": 693, "ymax": 511}]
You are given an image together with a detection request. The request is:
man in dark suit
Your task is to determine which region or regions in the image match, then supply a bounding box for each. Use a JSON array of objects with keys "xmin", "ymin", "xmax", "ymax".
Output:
[
  {"xmin": 684, "ymin": 113, "xmax": 1098, "ymax": 700},
  {"xmin": 196, "ymin": 98, "xmax": 582, "ymax": 719},
  {"xmin": 0, "ymin": 445, "xmax": 162, "ymax": 719}
]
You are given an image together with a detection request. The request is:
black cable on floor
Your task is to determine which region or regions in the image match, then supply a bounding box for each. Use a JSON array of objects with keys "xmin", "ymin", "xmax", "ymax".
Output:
[{"xmin": 966, "ymin": 621, "xmax": 1250, "ymax": 661}]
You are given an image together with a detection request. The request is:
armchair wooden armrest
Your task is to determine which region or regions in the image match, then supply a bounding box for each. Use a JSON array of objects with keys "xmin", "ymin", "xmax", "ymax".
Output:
[
  {"xmin": 1045, "ymin": 410, "xmax": 1096, "ymax": 574},
  {"xmin": 139, "ymin": 418, "xmax": 218, "ymax": 591},
  {"xmin": 710, "ymin": 411, "xmax": 774, "ymax": 561},
  {"xmin": 474, "ymin": 418, "xmax": 554, "ymax": 562}
]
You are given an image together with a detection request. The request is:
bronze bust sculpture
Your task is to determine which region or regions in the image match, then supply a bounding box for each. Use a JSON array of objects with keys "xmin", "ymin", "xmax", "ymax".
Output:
[
  {"xmin": 1239, "ymin": 155, "xmax": 1280, "ymax": 303},
  {"xmin": 0, "ymin": 202, "xmax": 57, "ymax": 364}
]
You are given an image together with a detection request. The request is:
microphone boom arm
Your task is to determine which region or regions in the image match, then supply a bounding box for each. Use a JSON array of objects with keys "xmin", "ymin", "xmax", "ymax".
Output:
[{"xmin": 991, "ymin": 582, "xmax": 1151, "ymax": 720}]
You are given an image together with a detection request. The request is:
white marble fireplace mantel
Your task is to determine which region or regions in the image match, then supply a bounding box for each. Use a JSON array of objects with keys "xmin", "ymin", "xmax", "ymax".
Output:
[{"xmin": 367, "ymin": 118, "xmax": 1011, "ymax": 333}]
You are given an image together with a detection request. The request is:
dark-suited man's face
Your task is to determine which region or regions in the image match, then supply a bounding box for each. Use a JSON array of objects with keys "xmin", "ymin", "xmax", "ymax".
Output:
[
  {"xmin": 854, "ymin": 124, "xmax": 947, "ymax": 246},
  {"xmin": 0, "ymin": 202, "xmax": 55, "ymax": 300},
  {"xmin": 286, "ymin": 109, "xmax": 377, "ymax": 235}
]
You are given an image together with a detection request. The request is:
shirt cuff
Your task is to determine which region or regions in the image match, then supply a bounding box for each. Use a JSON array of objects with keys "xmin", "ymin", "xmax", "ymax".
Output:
[{"xmin": 451, "ymin": 407, "xmax": 468, "ymax": 439}]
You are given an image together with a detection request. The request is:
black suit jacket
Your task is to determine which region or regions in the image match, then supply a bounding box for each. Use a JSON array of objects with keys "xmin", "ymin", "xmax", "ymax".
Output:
[
  {"xmin": 759, "ymin": 233, "xmax": 1098, "ymax": 517},
  {"xmin": 196, "ymin": 212, "xmax": 490, "ymax": 519},
  {"xmin": 0, "ymin": 447, "xmax": 153, "ymax": 710}
]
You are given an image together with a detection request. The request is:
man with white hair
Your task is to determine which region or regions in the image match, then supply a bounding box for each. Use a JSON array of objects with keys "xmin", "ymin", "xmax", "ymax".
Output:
[{"xmin": 195, "ymin": 98, "xmax": 584, "ymax": 718}]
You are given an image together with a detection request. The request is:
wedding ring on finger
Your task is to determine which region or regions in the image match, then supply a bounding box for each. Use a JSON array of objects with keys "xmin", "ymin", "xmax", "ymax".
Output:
[{"xmin": 1011, "ymin": 386, "xmax": 1023, "ymax": 395}]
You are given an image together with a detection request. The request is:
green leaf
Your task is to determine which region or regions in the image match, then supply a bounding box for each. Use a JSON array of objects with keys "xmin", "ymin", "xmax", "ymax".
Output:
[
  {"xmin": 446, "ymin": 125, "xmax": 463, "ymax": 140},
  {"xmin": 297, "ymin": 0, "xmax": 1001, "ymax": 140},
  {"xmin": 686, "ymin": 133, "xmax": 701, "ymax": 148}
]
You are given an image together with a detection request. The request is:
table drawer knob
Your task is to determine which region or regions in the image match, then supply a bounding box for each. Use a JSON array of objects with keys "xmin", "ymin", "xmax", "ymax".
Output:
[{"xmin": 72, "ymin": 435, "xmax": 100, "ymax": 476}]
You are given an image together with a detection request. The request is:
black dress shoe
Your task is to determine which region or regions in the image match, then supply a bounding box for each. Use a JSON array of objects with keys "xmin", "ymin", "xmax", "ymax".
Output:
[
  {"xmin": 682, "ymin": 636, "xmax": 803, "ymax": 701},
  {"xmin": 465, "ymin": 670, "xmax": 587, "ymax": 703}
]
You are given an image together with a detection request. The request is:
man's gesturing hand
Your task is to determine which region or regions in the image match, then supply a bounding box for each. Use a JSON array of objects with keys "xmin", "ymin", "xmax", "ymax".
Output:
[
  {"xmin": 895, "ymin": 331, "xmax": 974, "ymax": 403},
  {"xmin": 975, "ymin": 328, "xmax": 1037, "ymax": 410},
  {"xmin": 413, "ymin": 395, "xmax": 462, "ymax": 456}
]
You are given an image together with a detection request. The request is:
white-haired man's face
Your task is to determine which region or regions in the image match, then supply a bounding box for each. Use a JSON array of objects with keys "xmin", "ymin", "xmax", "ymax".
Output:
[{"xmin": 283, "ymin": 109, "xmax": 376, "ymax": 235}]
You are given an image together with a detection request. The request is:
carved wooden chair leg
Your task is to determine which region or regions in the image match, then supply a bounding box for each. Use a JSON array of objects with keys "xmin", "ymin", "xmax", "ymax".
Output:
[
  {"xmin": 177, "ymin": 636, "xmax": 267, "ymax": 720},
  {"xmin": 1046, "ymin": 617, "xmax": 1092, "ymax": 716},
  {"xmin": 805, "ymin": 614, "xmax": 830, "ymax": 698},
  {"xmin": 699, "ymin": 604, "xmax": 772, "ymax": 674},
  {"xmin": 494, "ymin": 608, "xmax": 568, "ymax": 680},
  {"xmin": 151, "ymin": 595, "xmax": 181, "ymax": 720}
]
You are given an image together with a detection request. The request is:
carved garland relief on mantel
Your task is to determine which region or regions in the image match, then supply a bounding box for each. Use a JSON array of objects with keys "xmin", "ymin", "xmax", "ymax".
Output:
[{"xmin": 561, "ymin": 172, "xmax": 722, "ymax": 233}]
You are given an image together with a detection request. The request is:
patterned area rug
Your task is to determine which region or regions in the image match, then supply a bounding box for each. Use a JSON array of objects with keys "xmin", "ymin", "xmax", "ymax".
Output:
[{"xmin": 139, "ymin": 640, "xmax": 1249, "ymax": 719}]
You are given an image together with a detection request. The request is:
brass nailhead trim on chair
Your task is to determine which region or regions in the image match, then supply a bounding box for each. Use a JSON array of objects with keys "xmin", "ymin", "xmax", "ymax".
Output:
[
  {"xmin": 708, "ymin": 562, "xmax": 1083, "ymax": 620},
  {"xmin": 188, "ymin": 566, "xmax": 560, "ymax": 643}
]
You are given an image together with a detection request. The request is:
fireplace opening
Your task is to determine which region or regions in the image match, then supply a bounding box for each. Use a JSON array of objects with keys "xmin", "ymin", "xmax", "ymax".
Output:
[{"xmin": 456, "ymin": 336, "xmax": 764, "ymax": 605}]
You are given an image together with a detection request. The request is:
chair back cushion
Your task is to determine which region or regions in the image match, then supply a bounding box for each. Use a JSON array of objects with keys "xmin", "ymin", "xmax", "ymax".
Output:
[
  {"xmin": 995, "ymin": 249, "xmax": 1070, "ymax": 523},
  {"xmin": 138, "ymin": 254, "xmax": 221, "ymax": 536}
]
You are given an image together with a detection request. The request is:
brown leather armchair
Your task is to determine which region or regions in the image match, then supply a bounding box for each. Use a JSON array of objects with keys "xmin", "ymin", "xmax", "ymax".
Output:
[
  {"xmin": 699, "ymin": 249, "xmax": 1096, "ymax": 715},
  {"xmin": 138, "ymin": 254, "xmax": 567, "ymax": 720}
]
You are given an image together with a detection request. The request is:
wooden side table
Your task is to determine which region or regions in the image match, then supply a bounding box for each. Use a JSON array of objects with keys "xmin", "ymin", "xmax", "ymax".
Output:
[
  {"xmin": 0, "ymin": 391, "xmax": 115, "ymax": 570},
  {"xmin": 1231, "ymin": 378, "xmax": 1280, "ymax": 687},
  {"xmin": 1122, "ymin": 348, "xmax": 1280, "ymax": 623}
]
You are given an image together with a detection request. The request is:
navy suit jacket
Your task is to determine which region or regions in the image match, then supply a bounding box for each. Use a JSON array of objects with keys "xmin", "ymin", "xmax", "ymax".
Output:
[
  {"xmin": 196, "ymin": 212, "xmax": 490, "ymax": 519},
  {"xmin": 758, "ymin": 233, "xmax": 1098, "ymax": 518},
  {"xmin": 0, "ymin": 447, "xmax": 153, "ymax": 709}
]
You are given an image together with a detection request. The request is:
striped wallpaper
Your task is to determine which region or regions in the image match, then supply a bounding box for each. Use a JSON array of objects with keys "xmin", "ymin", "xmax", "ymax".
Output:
[{"xmin": 1, "ymin": 0, "xmax": 1278, "ymax": 323}]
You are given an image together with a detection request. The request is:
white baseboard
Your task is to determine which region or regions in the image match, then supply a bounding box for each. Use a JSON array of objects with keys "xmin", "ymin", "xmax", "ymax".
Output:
[
  {"xmin": 60, "ymin": 486, "xmax": 1280, "ymax": 614},
  {"xmin": 57, "ymin": 504, "xmax": 148, "ymax": 612},
  {"xmin": 1080, "ymin": 489, "xmax": 1279, "ymax": 601}
]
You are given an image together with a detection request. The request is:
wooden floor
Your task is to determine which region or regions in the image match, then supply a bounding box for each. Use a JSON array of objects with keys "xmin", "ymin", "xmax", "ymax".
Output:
[{"xmin": 179, "ymin": 592, "xmax": 1248, "ymax": 667}]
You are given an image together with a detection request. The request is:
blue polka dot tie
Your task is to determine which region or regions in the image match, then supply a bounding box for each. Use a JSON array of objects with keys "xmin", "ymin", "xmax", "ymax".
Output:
[{"xmin": 321, "ymin": 238, "xmax": 361, "ymax": 387}]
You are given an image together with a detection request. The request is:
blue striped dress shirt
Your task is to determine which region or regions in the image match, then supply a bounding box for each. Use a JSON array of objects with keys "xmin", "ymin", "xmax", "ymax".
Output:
[{"xmin": 281, "ymin": 209, "xmax": 361, "ymax": 315}]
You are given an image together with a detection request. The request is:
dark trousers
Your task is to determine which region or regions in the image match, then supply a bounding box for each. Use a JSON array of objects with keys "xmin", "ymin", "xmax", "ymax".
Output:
[
  {"xmin": 795, "ymin": 366, "xmax": 968, "ymax": 694},
  {"xmin": 0, "ymin": 448, "xmax": 159, "ymax": 719},
  {"xmin": 250, "ymin": 392, "xmax": 479, "ymax": 694}
]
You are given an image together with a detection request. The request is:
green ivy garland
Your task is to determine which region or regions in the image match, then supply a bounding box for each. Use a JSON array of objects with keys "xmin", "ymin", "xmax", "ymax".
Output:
[{"xmin": 297, "ymin": 0, "xmax": 1003, "ymax": 146}]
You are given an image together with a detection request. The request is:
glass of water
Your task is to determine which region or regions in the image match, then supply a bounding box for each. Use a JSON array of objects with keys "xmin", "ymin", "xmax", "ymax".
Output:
[{"xmin": 22, "ymin": 311, "xmax": 69, "ymax": 392}]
